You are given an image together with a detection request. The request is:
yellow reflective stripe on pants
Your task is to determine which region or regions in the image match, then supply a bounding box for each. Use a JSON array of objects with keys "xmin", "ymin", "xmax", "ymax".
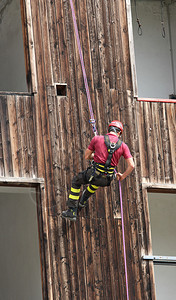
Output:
[
  {"xmin": 91, "ymin": 185, "xmax": 99, "ymax": 189},
  {"xmin": 69, "ymin": 194, "xmax": 79, "ymax": 200},
  {"xmin": 87, "ymin": 186, "xmax": 95, "ymax": 193},
  {"xmin": 71, "ymin": 187, "xmax": 80, "ymax": 193},
  {"xmin": 87, "ymin": 185, "xmax": 99, "ymax": 194}
]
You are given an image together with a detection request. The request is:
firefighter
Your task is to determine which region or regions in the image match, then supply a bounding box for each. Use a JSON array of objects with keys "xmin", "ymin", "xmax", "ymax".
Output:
[{"xmin": 62, "ymin": 120, "xmax": 134, "ymax": 221}]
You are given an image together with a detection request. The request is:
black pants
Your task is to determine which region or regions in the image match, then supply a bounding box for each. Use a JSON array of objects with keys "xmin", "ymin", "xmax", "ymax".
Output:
[{"xmin": 67, "ymin": 167, "xmax": 113, "ymax": 208}]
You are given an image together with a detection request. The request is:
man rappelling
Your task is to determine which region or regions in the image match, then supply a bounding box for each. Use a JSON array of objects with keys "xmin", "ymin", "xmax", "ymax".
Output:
[{"xmin": 62, "ymin": 120, "xmax": 134, "ymax": 221}]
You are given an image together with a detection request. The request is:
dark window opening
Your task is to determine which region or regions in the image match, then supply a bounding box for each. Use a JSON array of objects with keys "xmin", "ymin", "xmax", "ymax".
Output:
[
  {"xmin": 55, "ymin": 83, "xmax": 67, "ymax": 96},
  {"xmin": 147, "ymin": 191, "xmax": 176, "ymax": 300},
  {"xmin": 0, "ymin": 0, "xmax": 28, "ymax": 92},
  {"xmin": 131, "ymin": 0, "xmax": 176, "ymax": 100},
  {"xmin": 0, "ymin": 186, "xmax": 43, "ymax": 299}
]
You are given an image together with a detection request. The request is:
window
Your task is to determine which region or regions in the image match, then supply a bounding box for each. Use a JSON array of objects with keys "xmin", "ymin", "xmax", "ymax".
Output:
[
  {"xmin": 0, "ymin": 186, "xmax": 43, "ymax": 299},
  {"xmin": 130, "ymin": 0, "xmax": 176, "ymax": 101},
  {"xmin": 147, "ymin": 192, "xmax": 176, "ymax": 300},
  {"xmin": 0, "ymin": 0, "xmax": 28, "ymax": 92},
  {"xmin": 55, "ymin": 83, "xmax": 67, "ymax": 96}
]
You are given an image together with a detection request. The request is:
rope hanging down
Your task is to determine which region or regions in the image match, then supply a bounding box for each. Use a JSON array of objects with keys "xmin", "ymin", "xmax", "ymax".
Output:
[
  {"xmin": 69, "ymin": 1, "xmax": 129, "ymax": 299},
  {"xmin": 69, "ymin": 0, "xmax": 97, "ymax": 136},
  {"xmin": 134, "ymin": 0, "xmax": 142, "ymax": 36}
]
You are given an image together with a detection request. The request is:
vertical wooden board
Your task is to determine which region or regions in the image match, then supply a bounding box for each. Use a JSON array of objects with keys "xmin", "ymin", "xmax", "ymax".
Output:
[
  {"xmin": 109, "ymin": 89, "xmax": 121, "ymax": 121},
  {"xmin": 110, "ymin": 0, "xmax": 125, "ymax": 92},
  {"xmin": 32, "ymin": 93, "xmax": 45, "ymax": 178},
  {"xmin": 52, "ymin": 96, "xmax": 70, "ymax": 213},
  {"xmin": 94, "ymin": 188, "xmax": 106, "ymax": 219},
  {"xmin": 38, "ymin": 184, "xmax": 55, "ymax": 300},
  {"xmin": 66, "ymin": 225, "xmax": 80, "ymax": 298},
  {"xmin": 114, "ymin": 219, "xmax": 126, "ymax": 300},
  {"xmin": 48, "ymin": 92, "xmax": 64, "ymax": 210},
  {"xmin": 117, "ymin": 0, "xmax": 132, "ymax": 90},
  {"xmin": 104, "ymin": 0, "xmax": 117, "ymax": 88},
  {"xmin": 20, "ymin": 0, "xmax": 32, "ymax": 91},
  {"xmin": 74, "ymin": 219, "xmax": 87, "ymax": 299},
  {"xmin": 78, "ymin": 0, "xmax": 95, "ymax": 90},
  {"xmin": 0, "ymin": 97, "xmax": 13, "ymax": 177},
  {"xmin": 0, "ymin": 120, "xmax": 4, "ymax": 176},
  {"xmin": 72, "ymin": 0, "xmax": 86, "ymax": 88},
  {"xmin": 86, "ymin": 0, "xmax": 102, "ymax": 88},
  {"xmin": 77, "ymin": 90, "xmax": 92, "ymax": 168},
  {"xmin": 55, "ymin": 0, "xmax": 69, "ymax": 82},
  {"xmin": 25, "ymin": 96, "xmax": 38, "ymax": 177},
  {"xmin": 130, "ymin": 219, "xmax": 143, "ymax": 300},
  {"xmin": 57, "ymin": 217, "xmax": 73, "ymax": 300},
  {"xmin": 95, "ymin": 89, "xmax": 104, "ymax": 135},
  {"xmin": 16, "ymin": 96, "xmax": 29, "ymax": 177},
  {"xmin": 151, "ymin": 103, "xmax": 165, "ymax": 182},
  {"xmin": 136, "ymin": 102, "xmax": 149, "ymax": 179},
  {"xmin": 166, "ymin": 103, "xmax": 176, "ymax": 182},
  {"xmin": 147, "ymin": 104, "xmax": 160, "ymax": 181},
  {"xmin": 89, "ymin": 217, "xmax": 104, "ymax": 299},
  {"xmin": 103, "ymin": 189, "xmax": 120, "ymax": 299},
  {"xmin": 99, "ymin": 218, "xmax": 113, "ymax": 299},
  {"xmin": 38, "ymin": 0, "xmax": 54, "ymax": 85},
  {"xmin": 143, "ymin": 102, "xmax": 156, "ymax": 181},
  {"xmin": 7, "ymin": 96, "xmax": 20, "ymax": 177},
  {"xmin": 110, "ymin": 180, "xmax": 121, "ymax": 219},
  {"xmin": 82, "ymin": 217, "xmax": 95, "ymax": 299},
  {"xmin": 119, "ymin": 183, "xmax": 137, "ymax": 299},
  {"xmin": 159, "ymin": 103, "xmax": 173, "ymax": 183},
  {"xmin": 44, "ymin": 0, "xmax": 62, "ymax": 84},
  {"xmin": 94, "ymin": 0, "xmax": 107, "ymax": 82},
  {"xmin": 24, "ymin": 0, "xmax": 38, "ymax": 92},
  {"xmin": 30, "ymin": 0, "xmax": 50, "ymax": 180},
  {"xmin": 56, "ymin": 96, "xmax": 71, "ymax": 204}
]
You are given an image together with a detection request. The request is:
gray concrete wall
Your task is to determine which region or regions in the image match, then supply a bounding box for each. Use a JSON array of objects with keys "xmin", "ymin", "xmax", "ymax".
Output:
[
  {"xmin": 0, "ymin": 187, "xmax": 43, "ymax": 300},
  {"xmin": 0, "ymin": 0, "xmax": 27, "ymax": 92},
  {"xmin": 131, "ymin": 0, "xmax": 176, "ymax": 98}
]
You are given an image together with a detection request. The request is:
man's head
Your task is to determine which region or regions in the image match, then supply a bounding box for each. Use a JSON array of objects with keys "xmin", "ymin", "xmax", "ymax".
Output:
[{"xmin": 108, "ymin": 120, "xmax": 123, "ymax": 136}]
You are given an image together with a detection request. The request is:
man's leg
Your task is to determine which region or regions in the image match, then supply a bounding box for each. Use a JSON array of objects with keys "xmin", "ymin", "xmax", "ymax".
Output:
[
  {"xmin": 62, "ymin": 170, "xmax": 87, "ymax": 221},
  {"xmin": 79, "ymin": 184, "xmax": 99, "ymax": 208}
]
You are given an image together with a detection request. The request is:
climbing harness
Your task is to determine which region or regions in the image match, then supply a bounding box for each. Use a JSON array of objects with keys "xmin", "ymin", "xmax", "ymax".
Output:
[
  {"xmin": 69, "ymin": 1, "xmax": 129, "ymax": 298},
  {"xmin": 104, "ymin": 135, "xmax": 122, "ymax": 168},
  {"xmin": 88, "ymin": 136, "xmax": 122, "ymax": 182}
]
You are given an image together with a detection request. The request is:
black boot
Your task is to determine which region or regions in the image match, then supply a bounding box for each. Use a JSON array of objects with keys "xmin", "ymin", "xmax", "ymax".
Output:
[
  {"xmin": 79, "ymin": 190, "xmax": 89, "ymax": 208},
  {"xmin": 62, "ymin": 208, "xmax": 77, "ymax": 221}
]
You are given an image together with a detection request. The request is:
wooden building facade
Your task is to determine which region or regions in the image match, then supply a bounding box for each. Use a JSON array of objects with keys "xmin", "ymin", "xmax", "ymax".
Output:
[{"xmin": 0, "ymin": 0, "xmax": 175, "ymax": 299}]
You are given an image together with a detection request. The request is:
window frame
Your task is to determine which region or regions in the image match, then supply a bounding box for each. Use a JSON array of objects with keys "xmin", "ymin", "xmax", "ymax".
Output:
[
  {"xmin": 0, "ymin": 177, "xmax": 51, "ymax": 300},
  {"xmin": 125, "ymin": 0, "xmax": 176, "ymax": 104},
  {"xmin": 142, "ymin": 183, "xmax": 176, "ymax": 298}
]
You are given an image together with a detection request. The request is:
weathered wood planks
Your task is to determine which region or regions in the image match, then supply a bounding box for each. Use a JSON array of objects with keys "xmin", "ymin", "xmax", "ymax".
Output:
[{"xmin": 0, "ymin": 0, "xmax": 175, "ymax": 299}]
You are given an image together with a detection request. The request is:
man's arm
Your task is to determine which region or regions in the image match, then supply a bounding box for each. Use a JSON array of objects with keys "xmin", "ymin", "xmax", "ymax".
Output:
[
  {"xmin": 85, "ymin": 148, "xmax": 94, "ymax": 160},
  {"xmin": 117, "ymin": 157, "xmax": 134, "ymax": 181}
]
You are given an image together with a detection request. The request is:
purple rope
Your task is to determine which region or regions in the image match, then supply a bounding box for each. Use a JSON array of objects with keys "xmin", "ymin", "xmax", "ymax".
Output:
[
  {"xmin": 119, "ymin": 180, "xmax": 129, "ymax": 300},
  {"xmin": 69, "ymin": 0, "xmax": 97, "ymax": 135}
]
